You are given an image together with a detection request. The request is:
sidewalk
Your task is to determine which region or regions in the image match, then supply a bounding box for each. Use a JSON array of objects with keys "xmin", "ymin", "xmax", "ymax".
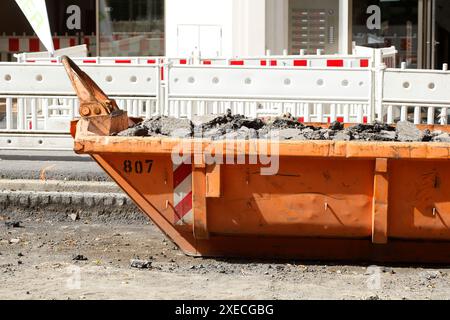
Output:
[{"xmin": 0, "ymin": 150, "xmax": 143, "ymax": 222}]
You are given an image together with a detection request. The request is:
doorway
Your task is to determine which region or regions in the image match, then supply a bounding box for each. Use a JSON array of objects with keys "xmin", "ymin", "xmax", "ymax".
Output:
[
  {"xmin": 352, "ymin": 0, "xmax": 419, "ymax": 68},
  {"xmin": 425, "ymin": 0, "xmax": 450, "ymax": 69},
  {"xmin": 176, "ymin": 25, "xmax": 222, "ymax": 58}
]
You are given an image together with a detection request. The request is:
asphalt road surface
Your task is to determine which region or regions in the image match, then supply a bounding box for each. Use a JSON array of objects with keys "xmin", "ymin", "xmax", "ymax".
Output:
[{"xmin": 1, "ymin": 218, "xmax": 450, "ymax": 300}]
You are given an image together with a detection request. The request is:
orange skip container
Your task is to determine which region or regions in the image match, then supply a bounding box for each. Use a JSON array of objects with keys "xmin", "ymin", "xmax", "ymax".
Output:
[
  {"xmin": 72, "ymin": 132, "xmax": 450, "ymax": 263},
  {"xmin": 62, "ymin": 55, "xmax": 450, "ymax": 263}
]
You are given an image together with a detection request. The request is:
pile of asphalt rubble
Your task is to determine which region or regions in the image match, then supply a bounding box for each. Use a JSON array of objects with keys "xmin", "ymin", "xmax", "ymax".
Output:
[{"xmin": 116, "ymin": 110, "xmax": 450, "ymax": 143}]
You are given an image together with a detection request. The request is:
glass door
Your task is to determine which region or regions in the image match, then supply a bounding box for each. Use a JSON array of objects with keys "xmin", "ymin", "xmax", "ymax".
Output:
[
  {"xmin": 352, "ymin": 0, "xmax": 420, "ymax": 68},
  {"xmin": 430, "ymin": 0, "xmax": 450, "ymax": 69}
]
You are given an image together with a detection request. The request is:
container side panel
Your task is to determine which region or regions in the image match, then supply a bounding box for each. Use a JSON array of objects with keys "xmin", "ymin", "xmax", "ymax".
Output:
[
  {"xmin": 207, "ymin": 158, "xmax": 374, "ymax": 238},
  {"xmin": 389, "ymin": 160, "xmax": 450, "ymax": 240}
]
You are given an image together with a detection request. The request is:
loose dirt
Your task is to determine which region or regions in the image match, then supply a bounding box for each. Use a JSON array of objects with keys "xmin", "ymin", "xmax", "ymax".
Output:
[{"xmin": 1, "ymin": 218, "xmax": 450, "ymax": 300}]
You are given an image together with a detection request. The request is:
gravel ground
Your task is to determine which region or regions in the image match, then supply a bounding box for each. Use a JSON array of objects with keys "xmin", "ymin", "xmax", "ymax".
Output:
[{"xmin": 1, "ymin": 217, "xmax": 450, "ymax": 300}]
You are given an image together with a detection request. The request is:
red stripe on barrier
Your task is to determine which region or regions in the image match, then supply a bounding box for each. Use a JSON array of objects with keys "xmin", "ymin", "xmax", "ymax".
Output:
[
  {"xmin": 173, "ymin": 163, "xmax": 192, "ymax": 189},
  {"xmin": 53, "ymin": 38, "xmax": 60, "ymax": 50},
  {"xmin": 147, "ymin": 59, "xmax": 156, "ymax": 64},
  {"xmin": 161, "ymin": 66, "xmax": 164, "ymax": 81},
  {"xmin": 29, "ymin": 38, "xmax": 40, "ymax": 52},
  {"xmin": 174, "ymin": 191, "xmax": 193, "ymax": 222},
  {"xmin": 363, "ymin": 116, "xmax": 368, "ymax": 124},
  {"xmin": 25, "ymin": 60, "xmax": 36, "ymax": 63},
  {"xmin": 270, "ymin": 60, "xmax": 277, "ymax": 66},
  {"xmin": 298, "ymin": 117, "xmax": 305, "ymax": 123},
  {"xmin": 69, "ymin": 38, "xmax": 76, "ymax": 47},
  {"xmin": 9, "ymin": 38, "xmax": 19, "ymax": 52},
  {"xmin": 230, "ymin": 60, "xmax": 244, "ymax": 66},
  {"xmin": 83, "ymin": 37, "xmax": 90, "ymax": 46},
  {"xmin": 328, "ymin": 117, "xmax": 345, "ymax": 123},
  {"xmin": 179, "ymin": 59, "xmax": 187, "ymax": 65},
  {"xmin": 293, "ymin": 60, "xmax": 307, "ymax": 67},
  {"xmin": 115, "ymin": 59, "xmax": 131, "ymax": 64},
  {"xmin": 360, "ymin": 59, "xmax": 369, "ymax": 68},
  {"xmin": 202, "ymin": 60, "xmax": 212, "ymax": 65},
  {"xmin": 260, "ymin": 60, "xmax": 267, "ymax": 66},
  {"xmin": 83, "ymin": 59, "xmax": 96, "ymax": 63},
  {"xmin": 51, "ymin": 60, "xmax": 57, "ymax": 63},
  {"xmin": 327, "ymin": 59, "xmax": 344, "ymax": 67}
]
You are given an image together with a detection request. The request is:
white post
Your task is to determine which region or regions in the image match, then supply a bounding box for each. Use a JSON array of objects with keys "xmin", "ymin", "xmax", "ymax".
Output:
[
  {"xmin": 17, "ymin": 98, "xmax": 25, "ymax": 130},
  {"xmin": 374, "ymin": 49, "xmax": 385, "ymax": 122},
  {"xmin": 440, "ymin": 108, "xmax": 448, "ymax": 125},
  {"xmin": 303, "ymin": 103, "xmax": 310, "ymax": 122},
  {"xmin": 427, "ymin": 107, "xmax": 435, "ymax": 125},
  {"xmin": 401, "ymin": 106, "xmax": 408, "ymax": 122},
  {"xmin": 156, "ymin": 63, "xmax": 161, "ymax": 116},
  {"xmin": 414, "ymin": 107, "xmax": 421, "ymax": 124},
  {"xmin": 132, "ymin": 100, "xmax": 139, "ymax": 117},
  {"xmin": 330, "ymin": 104, "xmax": 337, "ymax": 122},
  {"xmin": 339, "ymin": 0, "xmax": 352, "ymax": 54},
  {"xmin": 145, "ymin": 100, "xmax": 152, "ymax": 119},
  {"xmin": 6, "ymin": 97, "xmax": 13, "ymax": 130},
  {"xmin": 31, "ymin": 98, "xmax": 37, "ymax": 131},
  {"xmin": 43, "ymin": 99, "xmax": 48, "ymax": 130},
  {"xmin": 343, "ymin": 104, "xmax": 350, "ymax": 123},
  {"xmin": 316, "ymin": 103, "xmax": 323, "ymax": 122},
  {"xmin": 164, "ymin": 63, "xmax": 170, "ymax": 117},
  {"xmin": 387, "ymin": 105, "xmax": 393, "ymax": 124}
]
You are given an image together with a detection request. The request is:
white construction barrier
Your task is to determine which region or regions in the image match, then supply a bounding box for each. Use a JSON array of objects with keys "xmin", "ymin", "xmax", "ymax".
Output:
[
  {"xmin": 0, "ymin": 63, "xmax": 159, "ymax": 96},
  {"xmin": 1, "ymin": 50, "xmax": 450, "ymax": 150},
  {"xmin": 380, "ymin": 67, "xmax": 450, "ymax": 125},
  {"xmin": 166, "ymin": 65, "xmax": 372, "ymax": 123}
]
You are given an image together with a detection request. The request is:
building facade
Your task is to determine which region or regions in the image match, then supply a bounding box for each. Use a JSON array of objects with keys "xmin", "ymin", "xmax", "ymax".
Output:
[{"xmin": 0, "ymin": 0, "xmax": 448, "ymax": 69}]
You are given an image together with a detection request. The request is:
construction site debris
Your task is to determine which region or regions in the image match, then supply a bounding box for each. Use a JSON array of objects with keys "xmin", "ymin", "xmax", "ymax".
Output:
[
  {"xmin": 72, "ymin": 254, "xmax": 88, "ymax": 261},
  {"xmin": 116, "ymin": 111, "xmax": 450, "ymax": 143},
  {"xmin": 5, "ymin": 221, "xmax": 22, "ymax": 229},
  {"xmin": 68, "ymin": 213, "xmax": 79, "ymax": 221},
  {"xmin": 396, "ymin": 121, "xmax": 423, "ymax": 142},
  {"xmin": 117, "ymin": 116, "xmax": 193, "ymax": 138},
  {"xmin": 130, "ymin": 259, "xmax": 152, "ymax": 269}
]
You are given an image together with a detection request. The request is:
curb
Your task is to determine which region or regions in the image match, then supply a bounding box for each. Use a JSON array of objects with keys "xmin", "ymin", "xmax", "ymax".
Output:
[
  {"xmin": 0, "ymin": 179, "xmax": 121, "ymax": 193},
  {"xmin": 0, "ymin": 180, "xmax": 146, "ymax": 223}
]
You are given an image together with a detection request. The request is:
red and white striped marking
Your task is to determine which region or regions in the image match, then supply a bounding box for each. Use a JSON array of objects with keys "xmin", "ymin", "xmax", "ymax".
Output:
[
  {"xmin": 173, "ymin": 162, "xmax": 193, "ymax": 225},
  {"xmin": 1, "ymin": 36, "xmax": 79, "ymax": 53}
]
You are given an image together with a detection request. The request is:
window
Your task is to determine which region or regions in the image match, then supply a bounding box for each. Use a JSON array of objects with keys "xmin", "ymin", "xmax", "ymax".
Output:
[
  {"xmin": 99, "ymin": 0, "xmax": 165, "ymax": 56},
  {"xmin": 353, "ymin": 0, "xmax": 419, "ymax": 68}
]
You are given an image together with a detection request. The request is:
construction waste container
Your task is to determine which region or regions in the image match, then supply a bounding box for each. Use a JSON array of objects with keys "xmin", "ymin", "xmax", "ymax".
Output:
[{"xmin": 62, "ymin": 56, "xmax": 450, "ymax": 264}]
